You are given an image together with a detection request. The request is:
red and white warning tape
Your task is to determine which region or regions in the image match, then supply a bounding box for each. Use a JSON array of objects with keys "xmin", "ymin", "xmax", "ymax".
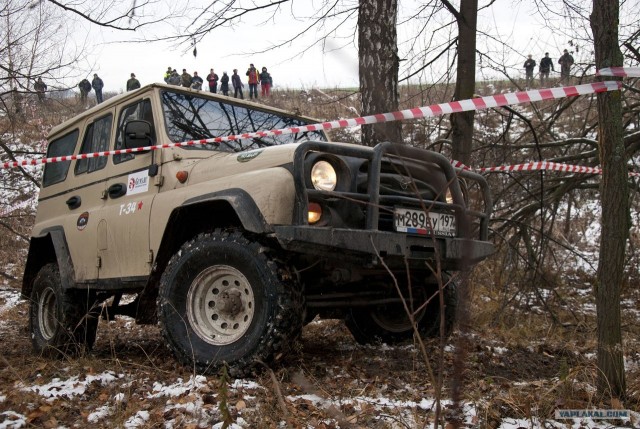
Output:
[
  {"xmin": 0, "ymin": 80, "xmax": 622, "ymax": 170},
  {"xmin": 596, "ymin": 67, "xmax": 640, "ymax": 77},
  {"xmin": 458, "ymin": 161, "xmax": 640, "ymax": 177}
]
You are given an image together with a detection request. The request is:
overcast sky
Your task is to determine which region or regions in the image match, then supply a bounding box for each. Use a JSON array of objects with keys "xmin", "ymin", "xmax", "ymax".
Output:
[{"xmin": 72, "ymin": 0, "xmax": 604, "ymax": 93}]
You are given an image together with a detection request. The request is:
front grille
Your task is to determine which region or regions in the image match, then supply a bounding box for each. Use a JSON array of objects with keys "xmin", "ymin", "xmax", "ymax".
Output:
[{"xmin": 291, "ymin": 141, "xmax": 492, "ymax": 241}]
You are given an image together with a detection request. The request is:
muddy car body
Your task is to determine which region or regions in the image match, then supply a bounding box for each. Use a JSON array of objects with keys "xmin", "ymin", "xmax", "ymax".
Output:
[{"xmin": 23, "ymin": 83, "xmax": 493, "ymax": 375}]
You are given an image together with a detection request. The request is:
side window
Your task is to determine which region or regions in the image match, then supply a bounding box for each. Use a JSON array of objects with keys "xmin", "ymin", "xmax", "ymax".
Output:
[
  {"xmin": 75, "ymin": 114, "xmax": 113, "ymax": 175},
  {"xmin": 42, "ymin": 130, "xmax": 79, "ymax": 187},
  {"xmin": 114, "ymin": 99, "xmax": 155, "ymax": 164}
]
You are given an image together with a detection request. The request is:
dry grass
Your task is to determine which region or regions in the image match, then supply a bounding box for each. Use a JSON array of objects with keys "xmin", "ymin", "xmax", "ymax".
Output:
[{"xmin": 1, "ymin": 83, "xmax": 640, "ymax": 428}]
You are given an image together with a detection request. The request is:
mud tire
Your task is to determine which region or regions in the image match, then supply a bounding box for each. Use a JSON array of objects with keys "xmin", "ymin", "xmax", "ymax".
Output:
[
  {"xmin": 345, "ymin": 280, "xmax": 457, "ymax": 345},
  {"xmin": 29, "ymin": 263, "xmax": 99, "ymax": 357},
  {"xmin": 158, "ymin": 230, "xmax": 303, "ymax": 377}
]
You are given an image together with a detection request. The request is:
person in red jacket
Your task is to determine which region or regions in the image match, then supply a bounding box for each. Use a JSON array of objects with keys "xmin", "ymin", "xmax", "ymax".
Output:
[
  {"xmin": 246, "ymin": 64, "xmax": 259, "ymax": 100},
  {"xmin": 206, "ymin": 68, "xmax": 219, "ymax": 93}
]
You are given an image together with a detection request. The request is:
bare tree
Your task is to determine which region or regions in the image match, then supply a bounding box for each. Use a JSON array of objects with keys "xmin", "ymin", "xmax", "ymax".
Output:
[
  {"xmin": 590, "ymin": 0, "xmax": 628, "ymax": 400},
  {"xmin": 358, "ymin": 0, "xmax": 402, "ymax": 146},
  {"xmin": 441, "ymin": 0, "xmax": 477, "ymax": 165}
]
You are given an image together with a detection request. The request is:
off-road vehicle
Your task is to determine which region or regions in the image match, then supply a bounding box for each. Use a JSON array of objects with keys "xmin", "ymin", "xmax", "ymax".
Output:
[{"xmin": 23, "ymin": 83, "xmax": 493, "ymax": 376}]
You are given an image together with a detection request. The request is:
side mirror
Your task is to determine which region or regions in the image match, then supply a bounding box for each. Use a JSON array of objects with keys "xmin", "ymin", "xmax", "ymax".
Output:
[{"xmin": 124, "ymin": 120, "xmax": 154, "ymax": 149}]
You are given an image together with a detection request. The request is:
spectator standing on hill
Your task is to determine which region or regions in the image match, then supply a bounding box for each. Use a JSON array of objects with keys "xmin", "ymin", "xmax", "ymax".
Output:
[
  {"xmin": 558, "ymin": 49, "xmax": 574, "ymax": 83},
  {"xmin": 126, "ymin": 73, "xmax": 141, "ymax": 91},
  {"xmin": 260, "ymin": 67, "xmax": 272, "ymax": 97},
  {"xmin": 232, "ymin": 69, "xmax": 244, "ymax": 99},
  {"xmin": 539, "ymin": 52, "xmax": 554, "ymax": 87},
  {"xmin": 206, "ymin": 69, "xmax": 219, "ymax": 93},
  {"xmin": 191, "ymin": 71, "xmax": 203, "ymax": 90},
  {"xmin": 523, "ymin": 55, "xmax": 536, "ymax": 88},
  {"xmin": 168, "ymin": 70, "xmax": 181, "ymax": 86},
  {"xmin": 78, "ymin": 78, "xmax": 91, "ymax": 103},
  {"xmin": 92, "ymin": 74, "xmax": 104, "ymax": 104},
  {"xmin": 220, "ymin": 72, "xmax": 230, "ymax": 96},
  {"xmin": 164, "ymin": 66, "xmax": 172, "ymax": 83},
  {"xmin": 34, "ymin": 78, "xmax": 47, "ymax": 102},
  {"xmin": 181, "ymin": 69, "xmax": 192, "ymax": 88},
  {"xmin": 246, "ymin": 64, "xmax": 259, "ymax": 99}
]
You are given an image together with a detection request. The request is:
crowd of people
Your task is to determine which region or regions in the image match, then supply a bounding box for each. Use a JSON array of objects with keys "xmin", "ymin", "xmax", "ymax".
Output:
[
  {"xmin": 162, "ymin": 63, "xmax": 273, "ymax": 100},
  {"xmin": 30, "ymin": 50, "xmax": 575, "ymax": 106},
  {"xmin": 65, "ymin": 63, "xmax": 275, "ymax": 105},
  {"xmin": 523, "ymin": 49, "xmax": 575, "ymax": 88},
  {"xmin": 77, "ymin": 74, "xmax": 104, "ymax": 104}
]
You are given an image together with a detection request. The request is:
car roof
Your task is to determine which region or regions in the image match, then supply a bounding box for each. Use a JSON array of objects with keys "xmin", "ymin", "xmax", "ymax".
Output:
[{"xmin": 48, "ymin": 82, "xmax": 325, "ymax": 140}]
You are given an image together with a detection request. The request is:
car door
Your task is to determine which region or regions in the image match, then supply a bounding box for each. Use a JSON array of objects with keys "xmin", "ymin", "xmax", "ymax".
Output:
[
  {"xmin": 95, "ymin": 98, "xmax": 159, "ymax": 281},
  {"xmin": 64, "ymin": 112, "xmax": 115, "ymax": 282}
]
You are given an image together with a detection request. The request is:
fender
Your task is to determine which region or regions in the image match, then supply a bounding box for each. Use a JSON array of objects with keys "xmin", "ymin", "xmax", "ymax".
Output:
[
  {"xmin": 22, "ymin": 227, "xmax": 76, "ymax": 298},
  {"xmin": 181, "ymin": 188, "xmax": 271, "ymax": 233}
]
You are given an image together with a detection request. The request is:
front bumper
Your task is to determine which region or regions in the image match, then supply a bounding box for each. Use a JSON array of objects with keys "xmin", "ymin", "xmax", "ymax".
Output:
[{"xmin": 274, "ymin": 225, "xmax": 494, "ymax": 268}]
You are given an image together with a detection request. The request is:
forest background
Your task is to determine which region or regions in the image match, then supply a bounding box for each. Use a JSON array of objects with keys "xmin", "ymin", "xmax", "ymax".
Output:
[{"xmin": 1, "ymin": 0, "xmax": 640, "ymax": 428}]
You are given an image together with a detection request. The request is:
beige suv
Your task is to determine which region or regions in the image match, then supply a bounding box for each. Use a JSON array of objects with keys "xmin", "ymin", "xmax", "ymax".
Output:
[{"xmin": 22, "ymin": 83, "xmax": 493, "ymax": 376}]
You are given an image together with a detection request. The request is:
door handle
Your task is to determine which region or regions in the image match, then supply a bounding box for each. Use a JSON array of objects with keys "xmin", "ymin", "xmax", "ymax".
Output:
[
  {"xmin": 108, "ymin": 183, "xmax": 127, "ymax": 199},
  {"xmin": 65, "ymin": 196, "xmax": 81, "ymax": 209}
]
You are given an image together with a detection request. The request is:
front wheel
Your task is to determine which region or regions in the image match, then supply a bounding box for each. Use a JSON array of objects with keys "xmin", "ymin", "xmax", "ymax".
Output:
[
  {"xmin": 345, "ymin": 278, "xmax": 457, "ymax": 345},
  {"xmin": 29, "ymin": 263, "xmax": 99, "ymax": 357},
  {"xmin": 158, "ymin": 230, "xmax": 303, "ymax": 377}
]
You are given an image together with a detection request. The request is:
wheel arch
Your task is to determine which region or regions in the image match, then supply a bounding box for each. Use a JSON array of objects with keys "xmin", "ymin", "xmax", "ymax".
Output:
[
  {"xmin": 137, "ymin": 190, "xmax": 271, "ymax": 323},
  {"xmin": 22, "ymin": 227, "xmax": 76, "ymax": 299}
]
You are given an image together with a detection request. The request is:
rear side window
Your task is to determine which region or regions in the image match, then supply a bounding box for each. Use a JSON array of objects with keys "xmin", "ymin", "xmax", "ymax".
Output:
[
  {"xmin": 75, "ymin": 114, "xmax": 113, "ymax": 175},
  {"xmin": 42, "ymin": 130, "xmax": 79, "ymax": 187}
]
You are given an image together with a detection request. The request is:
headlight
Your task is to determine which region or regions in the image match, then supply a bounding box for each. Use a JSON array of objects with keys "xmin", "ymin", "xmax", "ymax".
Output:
[
  {"xmin": 445, "ymin": 188, "xmax": 454, "ymax": 204},
  {"xmin": 311, "ymin": 160, "xmax": 337, "ymax": 191}
]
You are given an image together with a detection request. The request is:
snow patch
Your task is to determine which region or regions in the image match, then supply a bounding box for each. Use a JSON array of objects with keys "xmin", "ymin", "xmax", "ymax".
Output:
[
  {"xmin": 148, "ymin": 375, "xmax": 207, "ymax": 398},
  {"xmin": 21, "ymin": 371, "xmax": 118, "ymax": 399}
]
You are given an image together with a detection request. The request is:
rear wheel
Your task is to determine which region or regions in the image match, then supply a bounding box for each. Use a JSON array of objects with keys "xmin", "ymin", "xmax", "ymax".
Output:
[
  {"xmin": 345, "ymin": 278, "xmax": 457, "ymax": 344},
  {"xmin": 158, "ymin": 230, "xmax": 303, "ymax": 377},
  {"xmin": 29, "ymin": 263, "xmax": 99, "ymax": 357}
]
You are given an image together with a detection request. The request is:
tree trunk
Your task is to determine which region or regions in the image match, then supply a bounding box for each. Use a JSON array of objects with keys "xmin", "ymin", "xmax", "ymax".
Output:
[
  {"xmin": 451, "ymin": 0, "xmax": 477, "ymax": 165},
  {"xmin": 590, "ymin": 0, "xmax": 628, "ymax": 400},
  {"xmin": 358, "ymin": 0, "xmax": 402, "ymax": 147}
]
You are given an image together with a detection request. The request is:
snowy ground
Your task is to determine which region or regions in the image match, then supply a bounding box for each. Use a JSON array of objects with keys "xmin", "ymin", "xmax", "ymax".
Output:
[{"xmin": 1, "ymin": 285, "xmax": 638, "ymax": 429}]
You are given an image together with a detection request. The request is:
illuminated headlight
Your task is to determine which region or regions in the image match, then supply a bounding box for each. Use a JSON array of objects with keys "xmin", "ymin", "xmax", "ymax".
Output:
[{"xmin": 311, "ymin": 160, "xmax": 337, "ymax": 191}]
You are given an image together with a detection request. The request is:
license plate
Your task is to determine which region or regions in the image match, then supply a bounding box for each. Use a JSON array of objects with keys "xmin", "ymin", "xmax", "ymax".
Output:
[{"xmin": 394, "ymin": 208, "xmax": 456, "ymax": 237}]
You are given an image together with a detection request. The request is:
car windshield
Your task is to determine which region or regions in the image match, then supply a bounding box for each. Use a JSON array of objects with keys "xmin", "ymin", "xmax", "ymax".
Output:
[{"xmin": 161, "ymin": 90, "xmax": 327, "ymax": 152}]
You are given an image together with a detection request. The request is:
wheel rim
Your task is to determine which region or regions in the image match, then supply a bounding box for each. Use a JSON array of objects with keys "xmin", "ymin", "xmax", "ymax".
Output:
[
  {"xmin": 186, "ymin": 265, "xmax": 255, "ymax": 345},
  {"xmin": 38, "ymin": 286, "xmax": 58, "ymax": 340}
]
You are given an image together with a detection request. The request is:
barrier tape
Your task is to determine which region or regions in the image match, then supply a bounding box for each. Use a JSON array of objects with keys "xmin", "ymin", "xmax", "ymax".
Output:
[
  {"xmin": 0, "ymin": 80, "xmax": 622, "ymax": 170},
  {"xmin": 596, "ymin": 67, "xmax": 640, "ymax": 77},
  {"xmin": 473, "ymin": 161, "xmax": 639, "ymax": 177}
]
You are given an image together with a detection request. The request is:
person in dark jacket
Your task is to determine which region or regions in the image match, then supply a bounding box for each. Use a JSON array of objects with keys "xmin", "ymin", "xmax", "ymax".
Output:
[
  {"xmin": 91, "ymin": 74, "xmax": 104, "ymax": 104},
  {"xmin": 126, "ymin": 73, "xmax": 141, "ymax": 91},
  {"xmin": 539, "ymin": 53, "xmax": 554, "ymax": 87},
  {"xmin": 34, "ymin": 78, "xmax": 47, "ymax": 101},
  {"xmin": 220, "ymin": 72, "xmax": 230, "ymax": 96},
  {"xmin": 231, "ymin": 69, "xmax": 244, "ymax": 99},
  {"xmin": 78, "ymin": 78, "xmax": 91, "ymax": 103},
  {"xmin": 523, "ymin": 55, "xmax": 536, "ymax": 88},
  {"xmin": 167, "ymin": 69, "xmax": 181, "ymax": 86},
  {"xmin": 558, "ymin": 49, "xmax": 575, "ymax": 83},
  {"xmin": 259, "ymin": 67, "xmax": 272, "ymax": 97},
  {"xmin": 191, "ymin": 71, "xmax": 203, "ymax": 90},
  {"xmin": 206, "ymin": 69, "xmax": 219, "ymax": 93},
  {"xmin": 180, "ymin": 69, "xmax": 192, "ymax": 88}
]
